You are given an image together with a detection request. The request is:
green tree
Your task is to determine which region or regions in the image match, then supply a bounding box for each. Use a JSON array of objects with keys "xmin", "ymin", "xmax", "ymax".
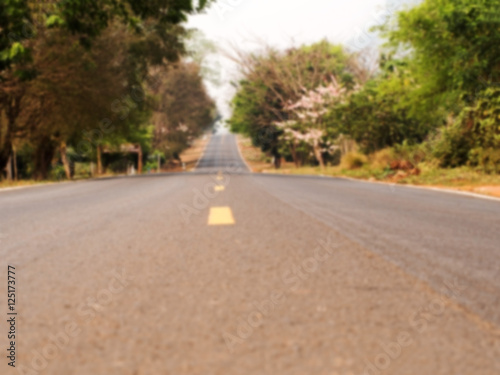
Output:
[
  {"xmin": 384, "ymin": 0, "xmax": 500, "ymax": 103},
  {"xmin": 229, "ymin": 41, "xmax": 361, "ymax": 167},
  {"xmin": 329, "ymin": 56, "xmax": 433, "ymax": 153},
  {"xmin": 379, "ymin": 0, "xmax": 500, "ymax": 168},
  {"xmin": 150, "ymin": 61, "xmax": 215, "ymax": 160},
  {"xmin": 1, "ymin": 0, "xmax": 215, "ymax": 179}
]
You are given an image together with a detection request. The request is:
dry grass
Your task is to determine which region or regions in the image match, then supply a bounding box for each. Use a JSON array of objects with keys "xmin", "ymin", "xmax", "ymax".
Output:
[
  {"xmin": 266, "ymin": 164, "xmax": 500, "ymax": 198},
  {"xmin": 165, "ymin": 132, "xmax": 211, "ymax": 172},
  {"xmin": 236, "ymin": 136, "xmax": 302, "ymax": 172},
  {"xmin": 234, "ymin": 138, "xmax": 500, "ymax": 198},
  {"xmin": 237, "ymin": 135, "xmax": 273, "ymax": 172},
  {"xmin": 340, "ymin": 151, "xmax": 368, "ymax": 170},
  {"xmin": 0, "ymin": 180, "xmax": 52, "ymax": 190}
]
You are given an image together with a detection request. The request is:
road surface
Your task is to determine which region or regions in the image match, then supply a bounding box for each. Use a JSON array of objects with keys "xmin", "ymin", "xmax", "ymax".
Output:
[{"xmin": 1, "ymin": 133, "xmax": 499, "ymax": 375}]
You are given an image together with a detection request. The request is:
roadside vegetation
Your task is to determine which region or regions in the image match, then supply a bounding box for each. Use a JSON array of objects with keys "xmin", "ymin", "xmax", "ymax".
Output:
[
  {"xmin": 0, "ymin": 0, "xmax": 216, "ymax": 182},
  {"xmin": 229, "ymin": 0, "xmax": 500, "ymax": 187},
  {"xmin": 238, "ymin": 136, "xmax": 500, "ymax": 197}
]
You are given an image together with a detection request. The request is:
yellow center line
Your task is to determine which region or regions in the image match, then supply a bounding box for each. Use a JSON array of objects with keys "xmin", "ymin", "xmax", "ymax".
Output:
[
  {"xmin": 208, "ymin": 206, "xmax": 235, "ymax": 226},
  {"xmin": 214, "ymin": 185, "xmax": 225, "ymax": 192}
]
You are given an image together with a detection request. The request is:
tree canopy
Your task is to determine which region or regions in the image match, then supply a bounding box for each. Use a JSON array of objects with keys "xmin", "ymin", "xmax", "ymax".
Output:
[
  {"xmin": 1, "ymin": 0, "xmax": 216, "ymax": 180},
  {"xmin": 229, "ymin": 0, "xmax": 500, "ymax": 172}
]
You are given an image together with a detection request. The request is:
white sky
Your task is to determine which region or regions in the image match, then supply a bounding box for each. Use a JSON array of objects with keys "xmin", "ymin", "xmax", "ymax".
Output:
[{"xmin": 187, "ymin": 0, "xmax": 415, "ymax": 118}]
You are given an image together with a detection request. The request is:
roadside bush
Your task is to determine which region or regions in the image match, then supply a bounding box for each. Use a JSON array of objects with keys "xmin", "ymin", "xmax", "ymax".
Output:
[
  {"xmin": 74, "ymin": 163, "xmax": 92, "ymax": 179},
  {"xmin": 49, "ymin": 165, "xmax": 67, "ymax": 181},
  {"xmin": 431, "ymin": 122, "xmax": 474, "ymax": 168},
  {"xmin": 430, "ymin": 87, "xmax": 500, "ymax": 172},
  {"xmin": 107, "ymin": 159, "xmax": 129, "ymax": 174},
  {"xmin": 392, "ymin": 141, "xmax": 430, "ymax": 165},
  {"xmin": 143, "ymin": 161, "xmax": 158, "ymax": 173},
  {"xmin": 326, "ymin": 149, "xmax": 342, "ymax": 167},
  {"xmin": 370, "ymin": 148, "xmax": 396, "ymax": 170},
  {"xmin": 341, "ymin": 151, "xmax": 368, "ymax": 170},
  {"xmin": 470, "ymin": 148, "xmax": 500, "ymax": 174}
]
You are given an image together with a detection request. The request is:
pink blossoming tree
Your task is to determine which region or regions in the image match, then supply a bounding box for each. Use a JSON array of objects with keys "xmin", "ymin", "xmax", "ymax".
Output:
[{"xmin": 275, "ymin": 77, "xmax": 346, "ymax": 168}]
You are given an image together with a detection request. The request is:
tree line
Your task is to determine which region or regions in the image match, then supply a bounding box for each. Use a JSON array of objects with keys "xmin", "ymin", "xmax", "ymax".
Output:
[
  {"xmin": 0, "ymin": 0, "xmax": 216, "ymax": 180},
  {"xmin": 229, "ymin": 0, "xmax": 500, "ymax": 173}
]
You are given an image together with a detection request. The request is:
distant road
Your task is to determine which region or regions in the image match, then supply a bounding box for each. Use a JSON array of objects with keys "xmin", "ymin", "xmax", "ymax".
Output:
[
  {"xmin": 194, "ymin": 131, "xmax": 250, "ymax": 173},
  {"xmin": 1, "ymin": 132, "xmax": 499, "ymax": 374}
]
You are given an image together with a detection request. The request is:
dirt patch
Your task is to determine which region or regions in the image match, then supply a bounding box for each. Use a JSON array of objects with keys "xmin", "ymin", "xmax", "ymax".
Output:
[
  {"xmin": 427, "ymin": 185, "xmax": 500, "ymax": 199},
  {"xmin": 163, "ymin": 133, "xmax": 211, "ymax": 172},
  {"xmin": 236, "ymin": 135, "xmax": 298, "ymax": 172}
]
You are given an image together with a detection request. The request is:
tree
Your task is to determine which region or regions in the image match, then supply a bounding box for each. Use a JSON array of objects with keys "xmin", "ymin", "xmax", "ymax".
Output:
[
  {"xmin": 229, "ymin": 41, "xmax": 362, "ymax": 167},
  {"xmin": 380, "ymin": 0, "xmax": 500, "ymax": 168},
  {"xmin": 149, "ymin": 61, "xmax": 215, "ymax": 160},
  {"xmin": 328, "ymin": 56, "xmax": 433, "ymax": 153},
  {"xmin": 383, "ymin": 0, "xmax": 500, "ymax": 102},
  {"xmin": 0, "ymin": 0, "xmax": 31, "ymax": 73},
  {"xmin": 0, "ymin": 0, "xmax": 33, "ymax": 177},
  {"xmin": 276, "ymin": 78, "xmax": 346, "ymax": 168},
  {"xmin": 1, "ymin": 0, "xmax": 215, "ymax": 179},
  {"xmin": 15, "ymin": 24, "xmax": 138, "ymax": 179}
]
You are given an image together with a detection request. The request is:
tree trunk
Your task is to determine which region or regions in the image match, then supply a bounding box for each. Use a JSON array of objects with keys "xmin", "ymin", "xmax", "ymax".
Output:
[
  {"xmin": 60, "ymin": 141, "xmax": 72, "ymax": 179},
  {"xmin": 290, "ymin": 143, "xmax": 299, "ymax": 168},
  {"xmin": 137, "ymin": 145, "xmax": 143, "ymax": 174},
  {"xmin": 0, "ymin": 140, "xmax": 12, "ymax": 180},
  {"xmin": 96, "ymin": 144, "xmax": 103, "ymax": 175},
  {"xmin": 0, "ymin": 90, "xmax": 23, "ymax": 176},
  {"xmin": 13, "ymin": 147, "xmax": 18, "ymax": 181},
  {"xmin": 313, "ymin": 143, "xmax": 325, "ymax": 169},
  {"xmin": 5, "ymin": 154, "xmax": 13, "ymax": 181},
  {"xmin": 33, "ymin": 136, "xmax": 56, "ymax": 180},
  {"xmin": 272, "ymin": 149, "xmax": 281, "ymax": 169}
]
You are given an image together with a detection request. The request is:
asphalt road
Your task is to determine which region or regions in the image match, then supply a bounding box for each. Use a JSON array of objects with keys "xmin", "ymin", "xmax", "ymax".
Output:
[{"xmin": 1, "ymin": 133, "xmax": 499, "ymax": 375}]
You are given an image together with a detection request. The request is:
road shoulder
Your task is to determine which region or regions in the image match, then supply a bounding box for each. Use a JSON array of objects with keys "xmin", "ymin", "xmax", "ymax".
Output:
[{"xmin": 235, "ymin": 135, "xmax": 500, "ymax": 200}]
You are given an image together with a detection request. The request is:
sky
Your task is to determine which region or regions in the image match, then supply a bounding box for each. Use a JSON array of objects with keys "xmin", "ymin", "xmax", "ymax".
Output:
[{"xmin": 186, "ymin": 0, "xmax": 415, "ymax": 118}]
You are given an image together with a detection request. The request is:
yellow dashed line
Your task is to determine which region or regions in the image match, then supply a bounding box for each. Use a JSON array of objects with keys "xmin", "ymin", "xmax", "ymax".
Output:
[
  {"xmin": 214, "ymin": 185, "xmax": 225, "ymax": 192},
  {"xmin": 208, "ymin": 207, "xmax": 235, "ymax": 226}
]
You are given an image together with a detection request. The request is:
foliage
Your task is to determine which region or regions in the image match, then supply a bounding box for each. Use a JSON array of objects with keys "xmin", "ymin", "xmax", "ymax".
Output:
[
  {"xmin": 149, "ymin": 61, "xmax": 215, "ymax": 157},
  {"xmin": 379, "ymin": 0, "xmax": 500, "ymax": 171},
  {"xmin": 340, "ymin": 152, "xmax": 368, "ymax": 170},
  {"xmin": 229, "ymin": 41, "xmax": 362, "ymax": 167},
  {"xmin": 432, "ymin": 87, "xmax": 500, "ymax": 172},
  {"xmin": 0, "ymin": 0, "xmax": 215, "ymax": 180},
  {"xmin": 328, "ymin": 56, "xmax": 435, "ymax": 154},
  {"xmin": 230, "ymin": 0, "xmax": 500, "ymax": 174},
  {"xmin": 383, "ymin": 0, "xmax": 500, "ymax": 103},
  {"xmin": 276, "ymin": 78, "xmax": 347, "ymax": 167},
  {"xmin": 0, "ymin": 0, "xmax": 32, "ymax": 73}
]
